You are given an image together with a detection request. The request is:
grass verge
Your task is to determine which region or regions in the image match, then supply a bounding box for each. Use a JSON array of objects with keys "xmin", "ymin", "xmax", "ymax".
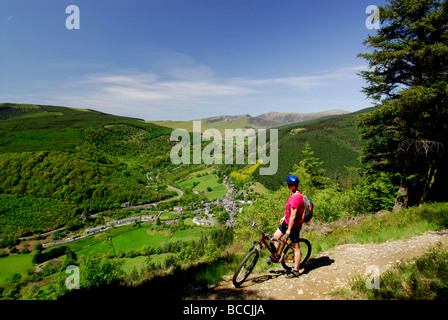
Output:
[
  {"xmin": 307, "ymin": 202, "xmax": 448, "ymax": 256},
  {"xmin": 332, "ymin": 244, "xmax": 448, "ymax": 300}
]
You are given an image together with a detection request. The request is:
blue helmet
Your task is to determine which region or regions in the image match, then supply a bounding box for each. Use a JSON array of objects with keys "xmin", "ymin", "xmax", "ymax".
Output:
[{"xmin": 286, "ymin": 175, "xmax": 299, "ymax": 184}]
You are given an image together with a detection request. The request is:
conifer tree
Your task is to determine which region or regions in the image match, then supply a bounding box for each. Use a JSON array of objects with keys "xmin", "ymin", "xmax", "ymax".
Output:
[
  {"xmin": 357, "ymin": 0, "xmax": 448, "ymax": 209},
  {"xmin": 293, "ymin": 143, "xmax": 328, "ymax": 193}
]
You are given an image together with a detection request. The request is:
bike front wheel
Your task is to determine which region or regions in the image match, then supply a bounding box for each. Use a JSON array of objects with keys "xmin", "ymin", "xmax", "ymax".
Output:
[
  {"xmin": 232, "ymin": 248, "xmax": 259, "ymax": 287},
  {"xmin": 280, "ymin": 238, "xmax": 312, "ymax": 272}
]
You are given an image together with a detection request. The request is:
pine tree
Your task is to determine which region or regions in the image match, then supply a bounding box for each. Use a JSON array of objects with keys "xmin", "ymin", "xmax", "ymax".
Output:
[
  {"xmin": 357, "ymin": 0, "xmax": 448, "ymax": 209},
  {"xmin": 293, "ymin": 143, "xmax": 329, "ymax": 193}
]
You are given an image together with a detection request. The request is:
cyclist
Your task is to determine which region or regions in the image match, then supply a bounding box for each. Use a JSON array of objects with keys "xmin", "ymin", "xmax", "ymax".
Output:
[{"xmin": 267, "ymin": 175, "xmax": 305, "ymax": 277}]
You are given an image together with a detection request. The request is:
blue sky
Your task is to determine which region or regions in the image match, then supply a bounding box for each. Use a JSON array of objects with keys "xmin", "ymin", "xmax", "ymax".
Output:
[{"xmin": 0, "ymin": 0, "xmax": 382, "ymax": 120}]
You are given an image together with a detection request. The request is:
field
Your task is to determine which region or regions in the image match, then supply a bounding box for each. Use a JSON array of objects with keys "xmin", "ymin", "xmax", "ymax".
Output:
[
  {"xmin": 178, "ymin": 170, "xmax": 227, "ymax": 200},
  {"xmin": 121, "ymin": 254, "xmax": 171, "ymax": 274},
  {"xmin": 62, "ymin": 223, "xmax": 212, "ymax": 257},
  {"xmin": 0, "ymin": 222, "xmax": 213, "ymax": 284},
  {"xmin": 0, "ymin": 253, "xmax": 34, "ymax": 283}
]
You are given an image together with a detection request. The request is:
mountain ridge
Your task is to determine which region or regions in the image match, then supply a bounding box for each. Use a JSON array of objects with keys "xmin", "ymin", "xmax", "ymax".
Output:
[
  {"xmin": 203, "ymin": 109, "xmax": 349, "ymax": 127},
  {"xmin": 149, "ymin": 109, "xmax": 350, "ymax": 132}
]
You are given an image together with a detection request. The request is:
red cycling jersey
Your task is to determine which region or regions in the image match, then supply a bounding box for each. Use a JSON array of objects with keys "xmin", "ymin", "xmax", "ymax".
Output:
[{"xmin": 284, "ymin": 191, "xmax": 304, "ymax": 227}]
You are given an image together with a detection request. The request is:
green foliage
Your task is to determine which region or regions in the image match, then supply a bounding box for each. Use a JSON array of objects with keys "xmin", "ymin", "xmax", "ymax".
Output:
[
  {"xmin": 78, "ymin": 252, "xmax": 124, "ymax": 289},
  {"xmin": 292, "ymin": 143, "xmax": 329, "ymax": 194},
  {"xmin": 0, "ymin": 104, "xmax": 174, "ymax": 236},
  {"xmin": 0, "ymin": 194, "xmax": 76, "ymax": 236},
  {"xmin": 0, "ymin": 103, "xmax": 170, "ymax": 154},
  {"xmin": 83, "ymin": 124, "xmax": 171, "ymax": 160},
  {"xmin": 348, "ymin": 171, "xmax": 397, "ymax": 214},
  {"xmin": 235, "ymin": 187, "xmax": 290, "ymax": 243},
  {"xmin": 255, "ymin": 112, "xmax": 363, "ymax": 190},
  {"xmin": 32, "ymin": 246, "xmax": 68, "ymax": 264},
  {"xmin": 357, "ymin": 0, "xmax": 448, "ymax": 207},
  {"xmin": 347, "ymin": 245, "xmax": 448, "ymax": 300},
  {"xmin": 163, "ymin": 254, "xmax": 179, "ymax": 269},
  {"xmin": 236, "ymin": 144, "xmax": 398, "ymax": 246},
  {"xmin": 230, "ymin": 161, "xmax": 261, "ymax": 182},
  {"xmin": 177, "ymin": 171, "xmax": 226, "ymax": 201},
  {"xmin": 0, "ymin": 147, "xmax": 166, "ymax": 235}
]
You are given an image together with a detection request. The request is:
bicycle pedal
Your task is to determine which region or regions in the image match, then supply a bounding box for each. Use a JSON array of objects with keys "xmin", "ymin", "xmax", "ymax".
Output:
[{"xmin": 264, "ymin": 257, "xmax": 273, "ymax": 266}]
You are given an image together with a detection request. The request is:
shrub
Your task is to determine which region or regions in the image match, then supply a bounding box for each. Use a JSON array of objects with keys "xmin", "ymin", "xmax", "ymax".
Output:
[
  {"xmin": 78, "ymin": 252, "xmax": 124, "ymax": 288},
  {"xmin": 32, "ymin": 246, "xmax": 68, "ymax": 264},
  {"xmin": 347, "ymin": 245, "xmax": 448, "ymax": 300},
  {"xmin": 125, "ymin": 249, "xmax": 137, "ymax": 258},
  {"xmin": 311, "ymin": 187, "xmax": 351, "ymax": 222},
  {"xmin": 163, "ymin": 254, "xmax": 178, "ymax": 269}
]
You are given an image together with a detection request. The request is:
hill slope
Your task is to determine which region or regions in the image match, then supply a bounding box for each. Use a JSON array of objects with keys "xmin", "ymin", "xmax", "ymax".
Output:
[
  {"xmin": 0, "ymin": 103, "xmax": 174, "ymax": 236},
  {"xmin": 254, "ymin": 108, "xmax": 374, "ymax": 190},
  {"xmin": 0, "ymin": 103, "xmax": 171, "ymax": 153}
]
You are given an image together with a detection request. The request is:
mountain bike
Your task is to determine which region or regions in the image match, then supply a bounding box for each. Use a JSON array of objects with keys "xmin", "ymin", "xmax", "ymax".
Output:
[{"xmin": 232, "ymin": 217, "xmax": 311, "ymax": 287}]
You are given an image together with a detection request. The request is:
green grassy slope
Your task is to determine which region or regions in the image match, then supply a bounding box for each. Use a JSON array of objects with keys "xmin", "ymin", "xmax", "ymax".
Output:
[{"xmin": 0, "ymin": 103, "xmax": 171, "ymax": 153}]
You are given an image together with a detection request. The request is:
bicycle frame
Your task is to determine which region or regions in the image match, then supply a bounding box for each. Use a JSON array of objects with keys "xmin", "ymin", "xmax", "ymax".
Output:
[
  {"xmin": 248, "ymin": 218, "xmax": 293, "ymax": 264},
  {"xmin": 233, "ymin": 218, "xmax": 312, "ymax": 287},
  {"xmin": 258, "ymin": 234, "xmax": 292, "ymax": 263}
]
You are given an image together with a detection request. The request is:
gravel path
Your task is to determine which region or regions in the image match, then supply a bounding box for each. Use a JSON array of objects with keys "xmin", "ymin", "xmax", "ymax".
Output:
[{"xmin": 187, "ymin": 229, "xmax": 448, "ymax": 300}]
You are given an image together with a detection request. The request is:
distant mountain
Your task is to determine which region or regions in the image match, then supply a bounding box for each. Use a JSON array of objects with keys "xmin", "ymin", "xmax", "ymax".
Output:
[
  {"xmin": 248, "ymin": 110, "xmax": 350, "ymax": 128},
  {"xmin": 150, "ymin": 109, "xmax": 350, "ymax": 132},
  {"xmin": 204, "ymin": 110, "xmax": 349, "ymax": 128}
]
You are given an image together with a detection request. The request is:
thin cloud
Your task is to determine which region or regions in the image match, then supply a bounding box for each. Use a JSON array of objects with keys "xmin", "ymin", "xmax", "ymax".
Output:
[
  {"xmin": 24, "ymin": 60, "xmax": 367, "ymax": 120},
  {"xmin": 71, "ymin": 63, "xmax": 366, "ymax": 102},
  {"xmin": 235, "ymin": 65, "xmax": 368, "ymax": 90},
  {"xmin": 72, "ymin": 68, "xmax": 257, "ymax": 103}
]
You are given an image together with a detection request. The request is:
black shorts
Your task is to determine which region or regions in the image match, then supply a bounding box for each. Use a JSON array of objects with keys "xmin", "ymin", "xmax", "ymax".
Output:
[{"xmin": 278, "ymin": 222, "xmax": 302, "ymax": 243}]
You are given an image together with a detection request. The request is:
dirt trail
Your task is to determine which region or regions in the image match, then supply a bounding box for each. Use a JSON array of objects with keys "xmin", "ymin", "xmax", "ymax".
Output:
[{"xmin": 187, "ymin": 229, "xmax": 448, "ymax": 300}]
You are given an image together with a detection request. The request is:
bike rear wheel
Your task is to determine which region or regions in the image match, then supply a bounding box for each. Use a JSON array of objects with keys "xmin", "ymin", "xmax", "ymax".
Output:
[
  {"xmin": 232, "ymin": 249, "xmax": 259, "ymax": 287},
  {"xmin": 280, "ymin": 238, "xmax": 312, "ymax": 272}
]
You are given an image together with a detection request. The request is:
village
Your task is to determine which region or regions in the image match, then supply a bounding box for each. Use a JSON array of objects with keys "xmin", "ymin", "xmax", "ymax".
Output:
[
  {"xmin": 85, "ymin": 178, "xmax": 252, "ymax": 233},
  {"xmin": 42, "ymin": 173, "xmax": 253, "ymax": 248}
]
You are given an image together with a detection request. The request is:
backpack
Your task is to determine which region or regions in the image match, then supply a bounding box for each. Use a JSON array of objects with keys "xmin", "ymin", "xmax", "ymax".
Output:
[{"xmin": 302, "ymin": 195, "xmax": 313, "ymax": 223}]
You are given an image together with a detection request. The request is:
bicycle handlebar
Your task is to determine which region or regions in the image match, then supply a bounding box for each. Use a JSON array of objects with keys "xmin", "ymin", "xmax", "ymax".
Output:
[{"xmin": 248, "ymin": 218, "xmax": 283, "ymax": 243}]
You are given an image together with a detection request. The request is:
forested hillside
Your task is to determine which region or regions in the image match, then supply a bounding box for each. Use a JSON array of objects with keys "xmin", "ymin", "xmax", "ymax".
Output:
[
  {"xmin": 254, "ymin": 108, "xmax": 373, "ymax": 190},
  {"xmin": 0, "ymin": 103, "xmax": 174, "ymax": 236}
]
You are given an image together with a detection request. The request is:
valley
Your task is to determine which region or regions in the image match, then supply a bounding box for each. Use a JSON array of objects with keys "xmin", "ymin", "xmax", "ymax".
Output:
[
  {"xmin": 0, "ymin": 103, "xmax": 275, "ymax": 298},
  {"xmin": 1, "ymin": 103, "xmax": 446, "ymax": 302}
]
